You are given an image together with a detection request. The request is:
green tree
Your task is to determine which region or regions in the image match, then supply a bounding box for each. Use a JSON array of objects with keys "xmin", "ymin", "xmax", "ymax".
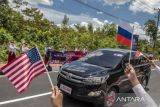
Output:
[
  {"xmin": 144, "ymin": 20, "xmax": 157, "ymax": 53},
  {"xmin": 88, "ymin": 23, "xmax": 93, "ymax": 33},
  {"xmin": 74, "ymin": 24, "xmax": 87, "ymax": 33},
  {"xmin": 0, "ymin": 0, "xmax": 8, "ymax": 4},
  {"xmin": 62, "ymin": 15, "xmax": 69, "ymax": 27}
]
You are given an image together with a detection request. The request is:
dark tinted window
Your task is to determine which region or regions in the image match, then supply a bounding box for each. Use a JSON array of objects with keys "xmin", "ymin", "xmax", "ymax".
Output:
[
  {"xmin": 79, "ymin": 50, "xmax": 124, "ymax": 68},
  {"xmin": 140, "ymin": 56, "xmax": 149, "ymax": 64},
  {"xmin": 122, "ymin": 52, "xmax": 140, "ymax": 66}
]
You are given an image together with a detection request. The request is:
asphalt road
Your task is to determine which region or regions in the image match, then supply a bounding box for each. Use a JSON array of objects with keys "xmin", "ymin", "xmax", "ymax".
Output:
[{"xmin": 0, "ymin": 65, "xmax": 160, "ymax": 107}]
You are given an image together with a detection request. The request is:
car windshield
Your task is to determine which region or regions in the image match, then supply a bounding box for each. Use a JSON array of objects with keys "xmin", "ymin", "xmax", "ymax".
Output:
[{"xmin": 79, "ymin": 50, "xmax": 124, "ymax": 68}]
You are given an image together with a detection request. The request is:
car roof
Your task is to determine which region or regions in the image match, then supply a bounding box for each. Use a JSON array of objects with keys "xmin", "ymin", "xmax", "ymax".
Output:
[{"xmin": 98, "ymin": 48, "xmax": 136, "ymax": 54}]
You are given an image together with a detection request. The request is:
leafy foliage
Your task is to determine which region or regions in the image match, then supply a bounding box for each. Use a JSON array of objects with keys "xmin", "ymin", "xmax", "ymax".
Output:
[{"xmin": 0, "ymin": 2, "xmax": 159, "ymax": 62}]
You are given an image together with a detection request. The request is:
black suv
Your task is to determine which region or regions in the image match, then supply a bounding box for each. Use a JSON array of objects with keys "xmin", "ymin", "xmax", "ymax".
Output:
[{"xmin": 57, "ymin": 48, "xmax": 151, "ymax": 107}]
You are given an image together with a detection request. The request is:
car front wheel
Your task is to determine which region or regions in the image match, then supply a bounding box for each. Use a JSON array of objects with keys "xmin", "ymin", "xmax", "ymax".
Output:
[
  {"xmin": 141, "ymin": 76, "xmax": 148, "ymax": 89},
  {"xmin": 104, "ymin": 87, "xmax": 117, "ymax": 107}
]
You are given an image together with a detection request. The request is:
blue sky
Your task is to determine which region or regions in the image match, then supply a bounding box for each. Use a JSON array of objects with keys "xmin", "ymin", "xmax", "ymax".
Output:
[
  {"xmin": 9, "ymin": 0, "xmax": 160, "ymax": 39},
  {"xmin": 26, "ymin": 0, "xmax": 159, "ymax": 25},
  {"xmin": 46, "ymin": 0, "xmax": 154, "ymax": 25}
]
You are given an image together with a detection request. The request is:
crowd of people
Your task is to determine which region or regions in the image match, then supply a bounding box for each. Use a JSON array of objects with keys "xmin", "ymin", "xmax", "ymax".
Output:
[
  {"xmin": 7, "ymin": 41, "xmax": 30, "ymax": 62},
  {"xmin": 7, "ymin": 41, "xmax": 88, "ymax": 64}
]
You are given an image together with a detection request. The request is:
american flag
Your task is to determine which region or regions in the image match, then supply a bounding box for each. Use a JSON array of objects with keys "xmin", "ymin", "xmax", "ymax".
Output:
[{"xmin": 1, "ymin": 48, "xmax": 46, "ymax": 93}]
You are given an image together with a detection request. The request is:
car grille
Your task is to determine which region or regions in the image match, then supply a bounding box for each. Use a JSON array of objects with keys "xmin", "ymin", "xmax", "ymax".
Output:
[
  {"xmin": 59, "ymin": 70, "xmax": 85, "ymax": 84},
  {"xmin": 58, "ymin": 74, "xmax": 102, "ymax": 95}
]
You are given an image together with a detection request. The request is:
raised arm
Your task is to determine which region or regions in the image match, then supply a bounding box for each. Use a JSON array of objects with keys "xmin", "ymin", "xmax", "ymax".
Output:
[
  {"xmin": 51, "ymin": 86, "xmax": 63, "ymax": 107},
  {"xmin": 124, "ymin": 64, "xmax": 157, "ymax": 107}
]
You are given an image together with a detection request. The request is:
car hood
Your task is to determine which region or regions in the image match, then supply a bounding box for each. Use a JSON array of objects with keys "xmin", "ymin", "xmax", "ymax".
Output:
[{"xmin": 61, "ymin": 61, "xmax": 111, "ymax": 77}]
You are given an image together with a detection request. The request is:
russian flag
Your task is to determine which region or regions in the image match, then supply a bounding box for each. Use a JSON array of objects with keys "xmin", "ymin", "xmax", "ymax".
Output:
[{"xmin": 116, "ymin": 21, "xmax": 133, "ymax": 47}]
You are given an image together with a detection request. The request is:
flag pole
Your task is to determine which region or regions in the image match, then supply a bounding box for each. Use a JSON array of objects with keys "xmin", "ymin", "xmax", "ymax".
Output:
[
  {"xmin": 129, "ymin": 26, "xmax": 134, "ymax": 64},
  {"xmin": 36, "ymin": 47, "xmax": 54, "ymax": 88}
]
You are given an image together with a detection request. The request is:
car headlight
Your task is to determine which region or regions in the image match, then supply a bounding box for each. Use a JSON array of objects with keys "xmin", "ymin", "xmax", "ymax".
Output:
[{"xmin": 84, "ymin": 75, "xmax": 109, "ymax": 84}]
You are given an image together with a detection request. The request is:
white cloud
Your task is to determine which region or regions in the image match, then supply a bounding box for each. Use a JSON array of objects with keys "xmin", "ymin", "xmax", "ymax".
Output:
[
  {"xmin": 69, "ymin": 18, "xmax": 112, "ymax": 31},
  {"xmin": 8, "ymin": 0, "xmax": 93, "ymax": 24},
  {"xmin": 131, "ymin": 22, "xmax": 150, "ymax": 40},
  {"xmin": 8, "ymin": 0, "xmax": 54, "ymax": 7},
  {"xmin": 23, "ymin": 0, "xmax": 54, "ymax": 6},
  {"xmin": 60, "ymin": 0, "xmax": 64, "ymax": 2},
  {"xmin": 114, "ymin": 5, "xmax": 120, "ymax": 9},
  {"xmin": 92, "ymin": 18, "xmax": 103, "ymax": 25},
  {"xmin": 96, "ymin": 11, "xmax": 103, "ymax": 15},
  {"xmin": 103, "ymin": 0, "xmax": 130, "ymax": 5},
  {"xmin": 40, "ymin": 7, "xmax": 93, "ymax": 24},
  {"xmin": 80, "ymin": 22, "xmax": 89, "ymax": 26},
  {"xmin": 129, "ymin": 0, "xmax": 160, "ymax": 14},
  {"xmin": 104, "ymin": 20, "xmax": 109, "ymax": 23}
]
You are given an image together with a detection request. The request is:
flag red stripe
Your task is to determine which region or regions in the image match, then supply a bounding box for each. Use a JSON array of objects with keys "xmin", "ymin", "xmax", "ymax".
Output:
[
  {"xmin": 116, "ymin": 34, "xmax": 131, "ymax": 47},
  {"xmin": 7, "ymin": 60, "xmax": 30, "ymax": 78},
  {"xmin": 3, "ymin": 56, "xmax": 28, "ymax": 75},
  {"xmin": 18, "ymin": 71, "xmax": 45, "ymax": 94},
  {"xmin": 9, "ymin": 63, "xmax": 31, "ymax": 81},
  {"xmin": 17, "ymin": 68, "xmax": 46, "ymax": 92},
  {"xmin": 1, "ymin": 54, "xmax": 26, "ymax": 71},
  {"xmin": 13, "ymin": 64, "xmax": 44, "ymax": 86},
  {"xmin": 10, "ymin": 61, "xmax": 43, "ymax": 83},
  {"xmin": 14, "ymin": 62, "xmax": 45, "ymax": 88}
]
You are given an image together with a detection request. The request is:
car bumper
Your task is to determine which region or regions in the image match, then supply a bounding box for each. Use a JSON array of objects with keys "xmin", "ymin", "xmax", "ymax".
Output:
[{"xmin": 57, "ymin": 76, "xmax": 105, "ymax": 104}]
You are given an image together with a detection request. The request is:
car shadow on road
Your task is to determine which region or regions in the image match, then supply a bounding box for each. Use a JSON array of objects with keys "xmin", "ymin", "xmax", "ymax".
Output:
[{"xmin": 63, "ymin": 94, "xmax": 92, "ymax": 107}]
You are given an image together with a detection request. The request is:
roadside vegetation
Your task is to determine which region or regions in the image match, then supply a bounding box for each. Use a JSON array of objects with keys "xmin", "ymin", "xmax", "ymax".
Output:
[{"xmin": 0, "ymin": 0, "xmax": 159, "ymax": 62}]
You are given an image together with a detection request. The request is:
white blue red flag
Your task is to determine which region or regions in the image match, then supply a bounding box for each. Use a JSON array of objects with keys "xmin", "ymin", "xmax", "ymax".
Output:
[
  {"xmin": 116, "ymin": 21, "xmax": 134, "ymax": 47},
  {"xmin": 1, "ymin": 48, "xmax": 46, "ymax": 93}
]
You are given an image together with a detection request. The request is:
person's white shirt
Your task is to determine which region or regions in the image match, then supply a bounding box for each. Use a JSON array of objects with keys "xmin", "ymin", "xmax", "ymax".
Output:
[
  {"xmin": 45, "ymin": 46, "xmax": 51, "ymax": 54},
  {"xmin": 75, "ymin": 48, "xmax": 80, "ymax": 51},
  {"xmin": 62, "ymin": 48, "xmax": 67, "ymax": 53},
  {"xmin": 133, "ymin": 84, "xmax": 158, "ymax": 107},
  {"xmin": 83, "ymin": 48, "xmax": 88, "ymax": 53},
  {"xmin": 9, "ymin": 44, "xmax": 17, "ymax": 54},
  {"xmin": 22, "ymin": 47, "xmax": 30, "ymax": 53}
]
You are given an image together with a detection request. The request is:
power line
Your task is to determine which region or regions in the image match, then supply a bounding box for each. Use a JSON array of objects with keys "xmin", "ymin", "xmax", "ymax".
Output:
[
  {"xmin": 71, "ymin": 0, "xmax": 131, "ymax": 23},
  {"xmin": 127, "ymin": 0, "xmax": 154, "ymax": 14},
  {"xmin": 70, "ymin": 0, "xmax": 158, "ymax": 35},
  {"xmin": 136, "ymin": 0, "xmax": 153, "ymax": 10}
]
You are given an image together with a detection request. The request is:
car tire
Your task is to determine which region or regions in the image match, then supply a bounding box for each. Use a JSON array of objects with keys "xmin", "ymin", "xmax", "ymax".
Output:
[
  {"xmin": 141, "ymin": 76, "xmax": 148, "ymax": 89},
  {"xmin": 104, "ymin": 87, "xmax": 117, "ymax": 107}
]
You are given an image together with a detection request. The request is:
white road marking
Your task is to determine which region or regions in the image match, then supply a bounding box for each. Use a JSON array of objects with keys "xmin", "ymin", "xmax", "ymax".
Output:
[
  {"xmin": 0, "ymin": 92, "xmax": 52, "ymax": 105},
  {"xmin": 0, "ymin": 75, "xmax": 5, "ymax": 78},
  {"xmin": 44, "ymin": 71, "xmax": 59, "ymax": 73},
  {"xmin": 0, "ymin": 71, "xmax": 59, "ymax": 78}
]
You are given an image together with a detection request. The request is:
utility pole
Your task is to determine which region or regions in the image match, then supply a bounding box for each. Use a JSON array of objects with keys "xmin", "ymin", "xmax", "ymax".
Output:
[{"xmin": 154, "ymin": 8, "xmax": 160, "ymax": 53}]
